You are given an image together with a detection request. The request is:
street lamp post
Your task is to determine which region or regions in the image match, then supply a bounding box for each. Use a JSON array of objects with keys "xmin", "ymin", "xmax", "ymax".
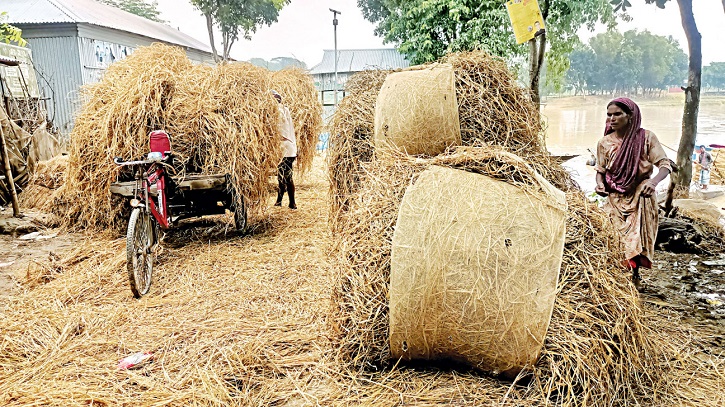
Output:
[{"xmin": 329, "ymin": 8, "xmax": 341, "ymax": 106}]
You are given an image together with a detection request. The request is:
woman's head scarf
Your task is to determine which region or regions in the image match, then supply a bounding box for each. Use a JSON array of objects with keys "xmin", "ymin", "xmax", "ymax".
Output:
[{"xmin": 604, "ymin": 97, "xmax": 646, "ymax": 194}]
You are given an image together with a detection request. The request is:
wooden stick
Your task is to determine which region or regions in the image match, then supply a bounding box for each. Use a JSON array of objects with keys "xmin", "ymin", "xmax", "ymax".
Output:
[{"xmin": 0, "ymin": 121, "xmax": 20, "ymax": 217}]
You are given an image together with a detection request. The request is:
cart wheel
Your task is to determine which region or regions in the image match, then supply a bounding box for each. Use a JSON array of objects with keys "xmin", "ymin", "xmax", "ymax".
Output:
[
  {"xmin": 233, "ymin": 196, "xmax": 247, "ymax": 233},
  {"xmin": 126, "ymin": 207, "xmax": 154, "ymax": 298}
]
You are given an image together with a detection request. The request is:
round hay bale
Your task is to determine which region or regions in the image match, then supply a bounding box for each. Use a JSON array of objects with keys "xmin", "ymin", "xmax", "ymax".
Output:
[
  {"xmin": 374, "ymin": 63, "xmax": 461, "ymax": 156},
  {"xmin": 389, "ymin": 161, "xmax": 566, "ymax": 377},
  {"xmin": 331, "ymin": 146, "xmax": 668, "ymax": 405},
  {"xmin": 271, "ymin": 68, "xmax": 323, "ymax": 176}
]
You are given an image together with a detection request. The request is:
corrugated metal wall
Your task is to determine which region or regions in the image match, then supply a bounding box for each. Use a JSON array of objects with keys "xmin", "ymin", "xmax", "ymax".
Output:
[{"xmin": 25, "ymin": 36, "xmax": 82, "ymax": 139}]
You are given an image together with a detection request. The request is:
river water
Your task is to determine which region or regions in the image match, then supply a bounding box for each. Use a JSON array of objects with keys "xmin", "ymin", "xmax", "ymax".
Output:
[
  {"xmin": 543, "ymin": 95, "xmax": 725, "ymax": 156},
  {"xmin": 542, "ymin": 95, "xmax": 725, "ymax": 193}
]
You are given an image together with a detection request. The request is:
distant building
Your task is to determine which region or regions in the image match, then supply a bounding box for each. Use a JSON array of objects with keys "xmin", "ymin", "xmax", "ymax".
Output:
[
  {"xmin": 310, "ymin": 48, "xmax": 409, "ymax": 118},
  {"xmin": 4, "ymin": 0, "xmax": 215, "ymax": 137}
]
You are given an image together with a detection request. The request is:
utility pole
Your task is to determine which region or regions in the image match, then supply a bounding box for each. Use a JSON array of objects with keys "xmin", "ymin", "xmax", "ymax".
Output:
[{"xmin": 329, "ymin": 8, "xmax": 341, "ymax": 106}]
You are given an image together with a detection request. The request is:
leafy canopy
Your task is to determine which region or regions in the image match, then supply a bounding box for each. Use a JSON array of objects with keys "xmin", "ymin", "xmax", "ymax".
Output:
[
  {"xmin": 357, "ymin": 0, "xmax": 616, "ymax": 90},
  {"xmin": 567, "ymin": 30, "xmax": 687, "ymax": 93},
  {"xmin": 191, "ymin": 0, "xmax": 289, "ymax": 61},
  {"xmin": 98, "ymin": 0, "xmax": 165, "ymax": 23},
  {"xmin": 0, "ymin": 12, "xmax": 26, "ymax": 46}
]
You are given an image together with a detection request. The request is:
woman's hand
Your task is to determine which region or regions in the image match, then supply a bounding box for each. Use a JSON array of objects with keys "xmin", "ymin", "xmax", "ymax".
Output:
[
  {"xmin": 595, "ymin": 183, "xmax": 608, "ymax": 197},
  {"xmin": 640, "ymin": 180, "xmax": 657, "ymax": 197}
]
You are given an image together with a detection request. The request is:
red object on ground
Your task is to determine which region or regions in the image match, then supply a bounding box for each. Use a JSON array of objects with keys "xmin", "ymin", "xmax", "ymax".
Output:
[
  {"xmin": 149, "ymin": 130, "xmax": 171, "ymax": 153},
  {"xmin": 117, "ymin": 352, "xmax": 154, "ymax": 370}
]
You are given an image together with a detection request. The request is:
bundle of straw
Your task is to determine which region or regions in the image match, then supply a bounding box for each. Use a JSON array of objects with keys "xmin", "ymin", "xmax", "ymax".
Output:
[
  {"xmin": 329, "ymin": 146, "xmax": 715, "ymax": 405},
  {"xmin": 52, "ymin": 44, "xmax": 296, "ymax": 230},
  {"xmin": 18, "ymin": 154, "xmax": 68, "ymax": 212},
  {"xmin": 443, "ymin": 51, "xmax": 573, "ymax": 191},
  {"xmin": 327, "ymin": 69, "xmax": 392, "ymax": 229},
  {"xmin": 271, "ymin": 67, "xmax": 323, "ymax": 175}
]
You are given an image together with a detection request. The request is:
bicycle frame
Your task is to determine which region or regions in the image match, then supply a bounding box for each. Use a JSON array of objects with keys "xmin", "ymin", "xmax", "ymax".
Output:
[{"xmin": 115, "ymin": 157, "xmax": 171, "ymax": 229}]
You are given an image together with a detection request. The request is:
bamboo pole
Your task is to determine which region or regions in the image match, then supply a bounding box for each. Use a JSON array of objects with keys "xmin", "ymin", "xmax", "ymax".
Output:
[{"xmin": 0, "ymin": 122, "xmax": 20, "ymax": 217}]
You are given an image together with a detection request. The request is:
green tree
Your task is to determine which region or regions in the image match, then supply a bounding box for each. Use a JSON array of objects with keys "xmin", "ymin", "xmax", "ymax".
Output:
[
  {"xmin": 0, "ymin": 12, "xmax": 26, "ymax": 46},
  {"xmin": 357, "ymin": 0, "xmax": 616, "ymax": 104},
  {"xmin": 190, "ymin": 0, "xmax": 290, "ymax": 62},
  {"xmin": 703, "ymin": 62, "xmax": 725, "ymax": 90},
  {"xmin": 613, "ymin": 0, "xmax": 702, "ymax": 205},
  {"xmin": 566, "ymin": 30, "xmax": 686, "ymax": 94},
  {"xmin": 99, "ymin": 0, "xmax": 165, "ymax": 23}
]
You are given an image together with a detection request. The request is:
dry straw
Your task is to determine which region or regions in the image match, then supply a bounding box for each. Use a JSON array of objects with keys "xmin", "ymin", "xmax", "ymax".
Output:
[
  {"xmin": 18, "ymin": 154, "xmax": 67, "ymax": 212},
  {"xmin": 330, "ymin": 146, "xmax": 724, "ymax": 405},
  {"xmin": 327, "ymin": 69, "xmax": 393, "ymax": 230},
  {"xmin": 51, "ymin": 43, "xmax": 321, "ymax": 231},
  {"xmin": 271, "ymin": 67, "xmax": 324, "ymax": 175}
]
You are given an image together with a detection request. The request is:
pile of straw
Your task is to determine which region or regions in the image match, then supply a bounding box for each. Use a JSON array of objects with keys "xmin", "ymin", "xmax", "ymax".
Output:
[
  {"xmin": 329, "ymin": 146, "xmax": 723, "ymax": 405},
  {"xmin": 52, "ymin": 43, "xmax": 321, "ymax": 230},
  {"xmin": 327, "ymin": 49, "xmax": 725, "ymax": 405},
  {"xmin": 327, "ymin": 69, "xmax": 392, "ymax": 229},
  {"xmin": 18, "ymin": 154, "xmax": 68, "ymax": 212},
  {"xmin": 271, "ymin": 67, "xmax": 323, "ymax": 175}
]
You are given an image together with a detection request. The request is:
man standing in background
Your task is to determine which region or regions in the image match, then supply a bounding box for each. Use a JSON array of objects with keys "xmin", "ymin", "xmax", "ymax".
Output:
[
  {"xmin": 698, "ymin": 145, "xmax": 713, "ymax": 190},
  {"xmin": 272, "ymin": 90, "xmax": 297, "ymax": 209}
]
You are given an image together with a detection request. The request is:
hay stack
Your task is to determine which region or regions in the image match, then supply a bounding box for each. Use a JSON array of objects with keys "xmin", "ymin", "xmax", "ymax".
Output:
[
  {"xmin": 330, "ymin": 146, "xmax": 674, "ymax": 405},
  {"xmin": 52, "ymin": 44, "xmax": 284, "ymax": 230},
  {"xmin": 18, "ymin": 154, "xmax": 68, "ymax": 211},
  {"xmin": 327, "ymin": 69, "xmax": 392, "ymax": 229},
  {"xmin": 271, "ymin": 68, "xmax": 323, "ymax": 175}
]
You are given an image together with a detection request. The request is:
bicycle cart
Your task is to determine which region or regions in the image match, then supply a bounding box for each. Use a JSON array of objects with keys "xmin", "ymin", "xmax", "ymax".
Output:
[{"xmin": 111, "ymin": 130, "xmax": 246, "ymax": 298}]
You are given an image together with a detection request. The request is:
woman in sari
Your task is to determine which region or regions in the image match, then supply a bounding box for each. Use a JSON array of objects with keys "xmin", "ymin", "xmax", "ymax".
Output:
[{"xmin": 594, "ymin": 97, "xmax": 671, "ymax": 285}]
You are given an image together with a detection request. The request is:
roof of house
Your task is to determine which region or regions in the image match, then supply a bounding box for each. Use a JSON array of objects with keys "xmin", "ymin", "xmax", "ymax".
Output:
[
  {"xmin": 310, "ymin": 48, "xmax": 409, "ymax": 75},
  {"xmin": 3, "ymin": 0, "xmax": 212, "ymax": 53}
]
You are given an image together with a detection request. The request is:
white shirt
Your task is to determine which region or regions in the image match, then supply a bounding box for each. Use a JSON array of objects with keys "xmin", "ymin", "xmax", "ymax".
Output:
[{"xmin": 279, "ymin": 104, "xmax": 297, "ymax": 158}]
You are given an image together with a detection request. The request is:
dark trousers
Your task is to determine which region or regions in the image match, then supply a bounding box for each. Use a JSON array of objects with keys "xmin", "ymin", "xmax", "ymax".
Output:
[{"xmin": 276, "ymin": 156, "xmax": 296, "ymax": 208}]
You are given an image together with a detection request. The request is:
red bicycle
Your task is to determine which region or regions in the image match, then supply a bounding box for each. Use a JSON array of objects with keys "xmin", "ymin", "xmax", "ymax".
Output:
[{"xmin": 112, "ymin": 130, "xmax": 246, "ymax": 297}]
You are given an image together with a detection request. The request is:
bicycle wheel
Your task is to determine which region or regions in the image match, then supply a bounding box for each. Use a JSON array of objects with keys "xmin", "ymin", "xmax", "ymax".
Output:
[
  {"xmin": 233, "ymin": 195, "xmax": 247, "ymax": 233},
  {"xmin": 126, "ymin": 207, "xmax": 154, "ymax": 298}
]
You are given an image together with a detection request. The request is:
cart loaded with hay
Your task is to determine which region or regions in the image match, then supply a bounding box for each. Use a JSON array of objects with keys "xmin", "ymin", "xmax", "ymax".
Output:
[
  {"xmin": 327, "ymin": 52, "xmax": 724, "ymax": 405},
  {"xmin": 39, "ymin": 43, "xmax": 321, "ymax": 296}
]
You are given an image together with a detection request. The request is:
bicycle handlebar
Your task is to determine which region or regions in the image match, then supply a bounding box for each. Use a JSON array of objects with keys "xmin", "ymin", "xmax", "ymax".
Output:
[{"xmin": 114, "ymin": 153, "xmax": 172, "ymax": 167}]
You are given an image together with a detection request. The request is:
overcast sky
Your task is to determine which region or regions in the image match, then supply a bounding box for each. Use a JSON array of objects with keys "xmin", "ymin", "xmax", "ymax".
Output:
[{"xmin": 155, "ymin": 0, "xmax": 725, "ymax": 67}]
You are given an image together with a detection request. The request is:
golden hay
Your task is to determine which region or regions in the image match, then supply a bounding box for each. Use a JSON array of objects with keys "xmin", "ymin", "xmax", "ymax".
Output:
[
  {"xmin": 1, "ymin": 156, "xmax": 723, "ymax": 406},
  {"xmin": 18, "ymin": 154, "xmax": 68, "ymax": 212},
  {"xmin": 327, "ymin": 69, "xmax": 392, "ymax": 230},
  {"xmin": 329, "ymin": 146, "xmax": 725, "ymax": 406},
  {"xmin": 52, "ymin": 44, "xmax": 321, "ymax": 231},
  {"xmin": 271, "ymin": 67, "xmax": 324, "ymax": 176}
]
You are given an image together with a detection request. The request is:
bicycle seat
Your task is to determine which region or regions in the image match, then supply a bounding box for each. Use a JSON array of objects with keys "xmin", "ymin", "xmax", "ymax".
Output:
[{"xmin": 149, "ymin": 130, "xmax": 171, "ymax": 156}]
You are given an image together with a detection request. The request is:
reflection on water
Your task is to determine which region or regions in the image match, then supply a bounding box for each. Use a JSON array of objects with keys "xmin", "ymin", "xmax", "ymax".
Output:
[{"xmin": 543, "ymin": 96, "xmax": 725, "ymax": 157}]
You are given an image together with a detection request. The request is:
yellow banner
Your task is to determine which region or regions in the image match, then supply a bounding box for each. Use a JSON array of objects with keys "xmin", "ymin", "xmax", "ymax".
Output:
[{"xmin": 505, "ymin": 0, "xmax": 546, "ymax": 44}]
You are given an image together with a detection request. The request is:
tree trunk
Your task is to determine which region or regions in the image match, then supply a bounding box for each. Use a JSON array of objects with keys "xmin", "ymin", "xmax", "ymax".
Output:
[
  {"xmin": 529, "ymin": 33, "xmax": 546, "ymax": 106},
  {"xmin": 665, "ymin": 0, "xmax": 702, "ymax": 212},
  {"xmin": 204, "ymin": 12, "xmax": 220, "ymax": 63}
]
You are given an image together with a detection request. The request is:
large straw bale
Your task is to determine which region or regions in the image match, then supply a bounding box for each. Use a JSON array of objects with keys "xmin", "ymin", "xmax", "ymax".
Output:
[
  {"xmin": 373, "ymin": 64, "xmax": 461, "ymax": 156},
  {"xmin": 271, "ymin": 67, "xmax": 324, "ymax": 175},
  {"xmin": 327, "ymin": 69, "xmax": 392, "ymax": 229},
  {"xmin": 389, "ymin": 160, "xmax": 566, "ymax": 377},
  {"xmin": 52, "ymin": 44, "xmax": 281, "ymax": 230},
  {"xmin": 329, "ymin": 146, "xmax": 687, "ymax": 405}
]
